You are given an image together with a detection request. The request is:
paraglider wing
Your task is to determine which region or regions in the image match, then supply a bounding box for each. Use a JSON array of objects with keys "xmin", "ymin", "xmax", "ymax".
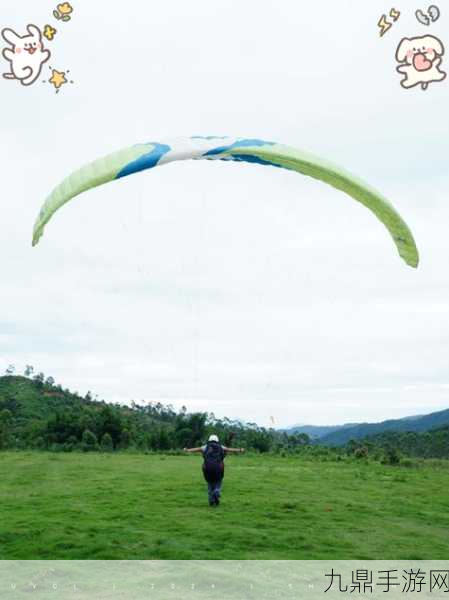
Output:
[{"xmin": 32, "ymin": 136, "xmax": 418, "ymax": 267}]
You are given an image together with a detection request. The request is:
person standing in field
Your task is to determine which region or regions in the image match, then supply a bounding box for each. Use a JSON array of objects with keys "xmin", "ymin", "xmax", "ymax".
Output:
[{"xmin": 184, "ymin": 434, "xmax": 245, "ymax": 506}]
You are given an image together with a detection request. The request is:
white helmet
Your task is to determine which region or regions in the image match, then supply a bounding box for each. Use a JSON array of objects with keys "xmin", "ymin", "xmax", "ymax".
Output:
[{"xmin": 208, "ymin": 434, "xmax": 219, "ymax": 442}]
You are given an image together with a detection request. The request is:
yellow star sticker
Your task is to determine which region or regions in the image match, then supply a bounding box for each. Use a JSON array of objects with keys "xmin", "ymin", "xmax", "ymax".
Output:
[{"xmin": 49, "ymin": 68, "xmax": 67, "ymax": 91}]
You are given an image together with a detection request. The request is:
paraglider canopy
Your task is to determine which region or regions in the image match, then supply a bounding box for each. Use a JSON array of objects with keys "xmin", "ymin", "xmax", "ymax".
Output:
[{"xmin": 32, "ymin": 136, "xmax": 419, "ymax": 268}]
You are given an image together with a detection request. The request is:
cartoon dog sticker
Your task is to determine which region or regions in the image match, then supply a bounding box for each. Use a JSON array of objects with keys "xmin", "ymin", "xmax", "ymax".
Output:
[
  {"xmin": 396, "ymin": 35, "xmax": 446, "ymax": 90},
  {"xmin": 2, "ymin": 24, "xmax": 50, "ymax": 86}
]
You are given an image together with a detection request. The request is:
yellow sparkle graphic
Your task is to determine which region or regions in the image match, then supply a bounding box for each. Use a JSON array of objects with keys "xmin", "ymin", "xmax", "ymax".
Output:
[
  {"xmin": 49, "ymin": 68, "xmax": 67, "ymax": 92},
  {"xmin": 43, "ymin": 24, "xmax": 57, "ymax": 41}
]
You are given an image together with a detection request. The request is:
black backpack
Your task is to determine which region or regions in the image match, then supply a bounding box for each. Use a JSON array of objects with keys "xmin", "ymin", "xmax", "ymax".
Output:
[{"xmin": 203, "ymin": 441, "xmax": 225, "ymax": 465}]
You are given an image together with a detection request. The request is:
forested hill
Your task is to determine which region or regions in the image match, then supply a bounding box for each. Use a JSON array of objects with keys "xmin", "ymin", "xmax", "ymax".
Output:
[
  {"xmin": 0, "ymin": 375, "xmax": 91, "ymax": 422},
  {"xmin": 0, "ymin": 374, "xmax": 307, "ymax": 452},
  {"xmin": 358, "ymin": 426, "xmax": 449, "ymax": 460},
  {"xmin": 319, "ymin": 408, "xmax": 449, "ymax": 446}
]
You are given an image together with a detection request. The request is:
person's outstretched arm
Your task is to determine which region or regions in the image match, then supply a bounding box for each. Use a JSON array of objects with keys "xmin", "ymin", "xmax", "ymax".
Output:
[
  {"xmin": 184, "ymin": 447, "xmax": 204, "ymax": 453},
  {"xmin": 223, "ymin": 446, "xmax": 245, "ymax": 454}
]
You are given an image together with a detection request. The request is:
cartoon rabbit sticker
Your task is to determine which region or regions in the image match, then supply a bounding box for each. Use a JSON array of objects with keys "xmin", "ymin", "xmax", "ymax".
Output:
[
  {"xmin": 395, "ymin": 35, "xmax": 446, "ymax": 90},
  {"xmin": 2, "ymin": 24, "xmax": 50, "ymax": 86}
]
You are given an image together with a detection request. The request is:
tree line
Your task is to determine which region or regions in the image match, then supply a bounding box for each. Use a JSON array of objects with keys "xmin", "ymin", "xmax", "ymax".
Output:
[
  {"xmin": 0, "ymin": 368, "xmax": 310, "ymax": 453},
  {"xmin": 1, "ymin": 366, "xmax": 449, "ymax": 460}
]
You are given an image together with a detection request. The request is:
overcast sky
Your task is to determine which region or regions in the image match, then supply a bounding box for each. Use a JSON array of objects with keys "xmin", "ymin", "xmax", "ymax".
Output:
[{"xmin": 1, "ymin": 1, "xmax": 448, "ymax": 427}]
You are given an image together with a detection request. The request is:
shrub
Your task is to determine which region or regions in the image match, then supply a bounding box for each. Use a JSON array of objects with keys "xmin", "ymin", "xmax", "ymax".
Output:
[
  {"xmin": 63, "ymin": 435, "xmax": 79, "ymax": 452},
  {"xmin": 120, "ymin": 428, "xmax": 131, "ymax": 449},
  {"xmin": 100, "ymin": 432, "xmax": 114, "ymax": 452},
  {"xmin": 81, "ymin": 429, "xmax": 99, "ymax": 452},
  {"xmin": 354, "ymin": 446, "xmax": 369, "ymax": 460},
  {"xmin": 381, "ymin": 447, "xmax": 401, "ymax": 466},
  {"xmin": 0, "ymin": 409, "xmax": 13, "ymax": 449},
  {"xmin": 33, "ymin": 436, "xmax": 46, "ymax": 450},
  {"xmin": 50, "ymin": 443, "xmax": 64, "ymax": 452}
]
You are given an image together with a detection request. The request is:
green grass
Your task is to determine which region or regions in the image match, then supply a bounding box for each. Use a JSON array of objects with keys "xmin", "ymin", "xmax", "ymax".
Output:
[{"xmin": 0, "ymin": 451, "xmax": 448, "ymax": 559}]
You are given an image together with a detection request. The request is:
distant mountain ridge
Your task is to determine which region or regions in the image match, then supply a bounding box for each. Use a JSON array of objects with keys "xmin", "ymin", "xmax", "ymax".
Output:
[
  {"xmin": 283, "ymin": 409, "xmax": 449, "ymax": 446},
  {"xmin": 282, "ymin": 423, "xmax": 361, "ymax": 439},
  {"xmin": 319, "ymin": 408, "xmax": 449, "ymax": 446}
]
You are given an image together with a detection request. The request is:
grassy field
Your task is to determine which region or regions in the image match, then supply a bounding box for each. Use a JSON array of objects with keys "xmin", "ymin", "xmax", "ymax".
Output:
[{"xmin": 0, "ymin": 451, "xmax": 448, "ymax": 559}]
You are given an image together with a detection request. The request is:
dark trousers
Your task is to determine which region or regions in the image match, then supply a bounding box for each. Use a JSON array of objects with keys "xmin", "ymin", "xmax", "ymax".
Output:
[
  {"xmin": 203, "ymin": 462, "xmax": 224, "ymax": 505},
  {"xmin": 207, "ymin": 479, "xmax": 223, "ymax": 504}
]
